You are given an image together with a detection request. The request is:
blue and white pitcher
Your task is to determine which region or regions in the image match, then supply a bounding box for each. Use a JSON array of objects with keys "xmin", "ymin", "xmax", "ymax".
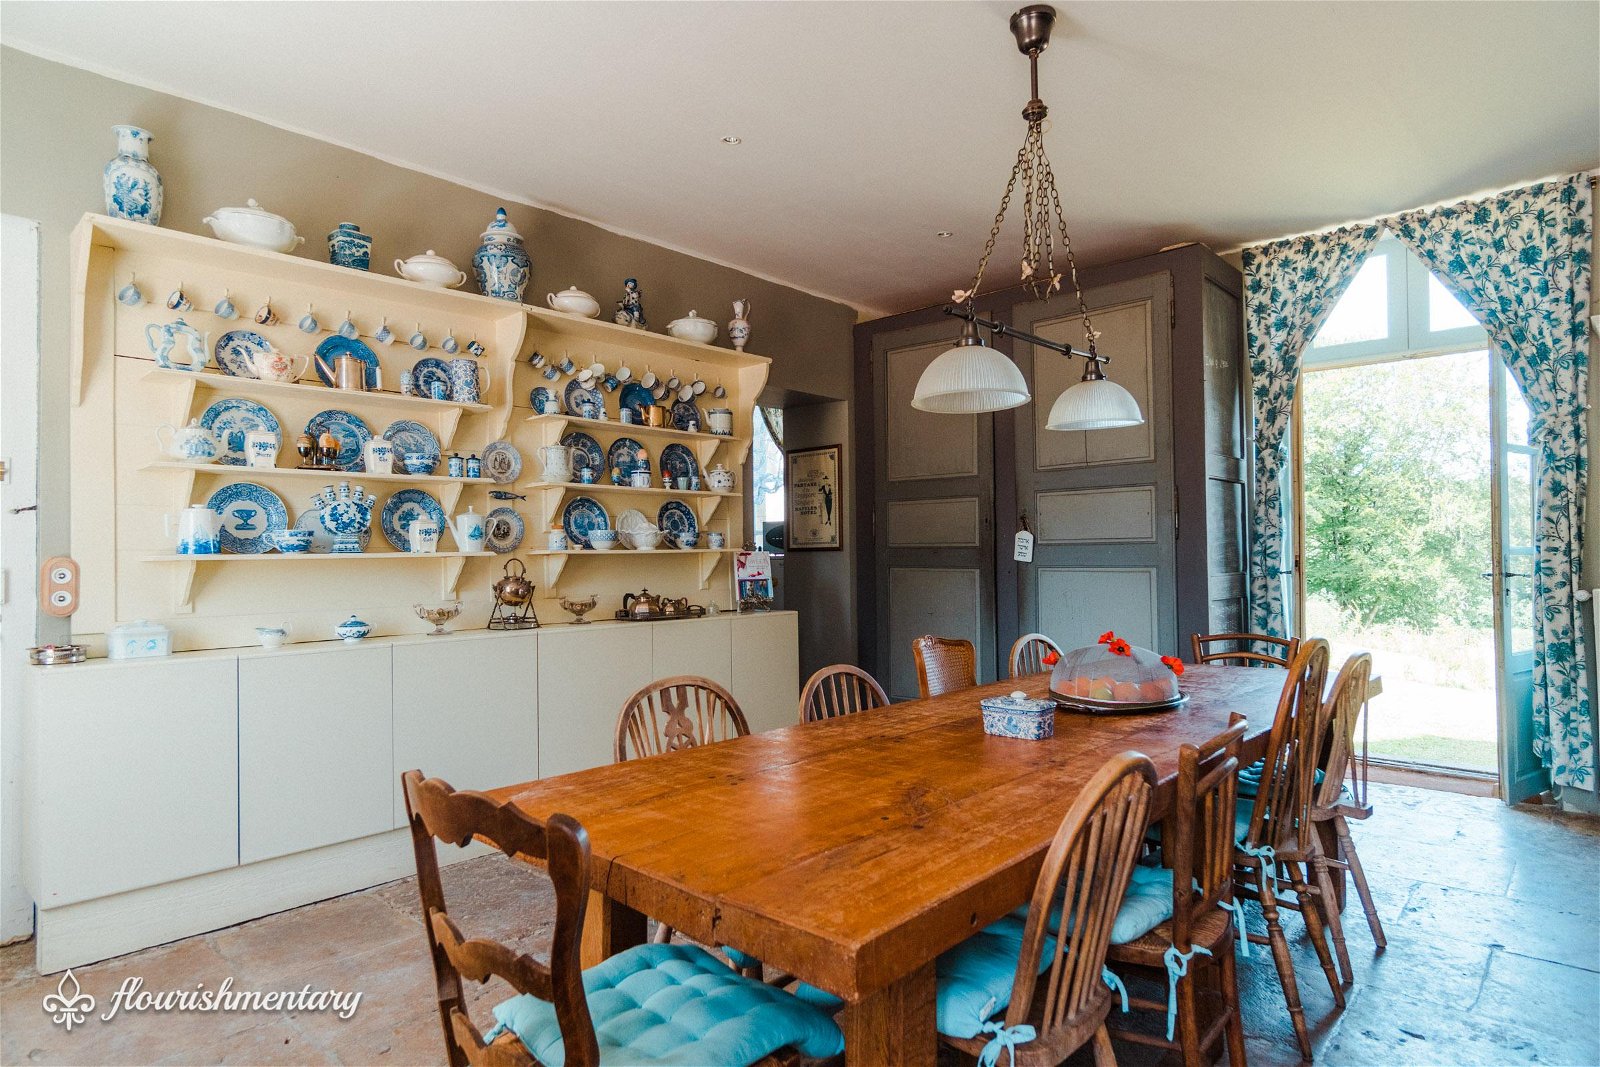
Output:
[
  {"xmin": 145, "ymin": 319, "xmax": 210, "ymax": 371},
  {"xmin": 448, "ymin": 358, "xmax": 490, "ymax": 404},
  {"xmin": 165, "ymin": 505, "xmax": 220, "ymax": 555}
]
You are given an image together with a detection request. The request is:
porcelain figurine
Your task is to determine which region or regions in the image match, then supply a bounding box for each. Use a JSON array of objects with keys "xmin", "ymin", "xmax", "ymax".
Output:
[
  {"xmin": 103, "ymin": 125, "xmax": 163, "ymax": 225},
  {"xmin": 614, "ymin": 278, "xmax": 647, "ymax": 329},
  {"xmin": 448, "ymin": 507, "xmax": 487, "ymax": 553},
  {"xmin": 728, "ymin": 299, "xmax": 752, "ymax": 351},
  {"xmin": 473, "ymin": 208, "xmax": 532, "ymax": 302},
  {"xmin": 335, "ymin": 614, "xmax": 371, "ymax": 643},
  {"xmin": 327, "ymin": 222, "xmax": 372, "ymax": 270},
  {"xmin": 144, "ymin": 319, "xmax": 210, "ymax": 371},
  {"xmin": 155, "ymin": 420, "xmax": 220, "ymax": 463}
]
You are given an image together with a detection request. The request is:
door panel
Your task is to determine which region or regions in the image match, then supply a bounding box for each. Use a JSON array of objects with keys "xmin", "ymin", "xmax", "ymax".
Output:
[
  {"xmin": 1493, "ymin": 361, "xmax": 1542, "ymax": 802},
  {"xmin": 1038, "ymin": 567, "xmax": 1160, "ymax": 651},
  {"xmin": 888, "ymin": 567, "xmax": 982, "ymax": 699},
  {"xmin": 1033, "ymin": 299, "xmax": 1157, "ymax": 468}
]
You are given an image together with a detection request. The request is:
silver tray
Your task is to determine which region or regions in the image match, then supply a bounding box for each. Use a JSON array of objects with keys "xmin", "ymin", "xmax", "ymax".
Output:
[{"xmin": 1052, "ymin": 691, "xmax": 1188, "ymax": 716}]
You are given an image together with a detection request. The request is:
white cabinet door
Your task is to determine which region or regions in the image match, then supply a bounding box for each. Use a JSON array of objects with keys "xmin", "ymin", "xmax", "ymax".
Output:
[
  {"xmin": 240, "ymin": 644, "xmax": 393, "ymax": 864},
  {"xmin": 538, "ymin": 624, "xmax": 653, "ymax": 778},
  {"xmin": 29, "ymin": 657, "xmax": 238, "ymax": 907},
  {"xmin": 392, "ymin": 633, "xmax": 539, "ymax": 826},
  {"xmin": 651, "ymin": 617, "xmax": 732, "ymax": 689},
  {"xmin": 732, "ymin": 612, "xmax": 800, "ymax": 733}
]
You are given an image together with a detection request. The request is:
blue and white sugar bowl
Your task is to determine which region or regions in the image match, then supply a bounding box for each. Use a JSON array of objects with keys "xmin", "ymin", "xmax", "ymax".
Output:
[
  {"xmin": 327, "ymin": 222, "xmax": 373, "ymax": 271},
  {"xmin": 335, "ymin": 614, "xmax": 371, "ymax": 643},
  {"xmin": 979, "ymin": 690, "xmax": 1057, "ymax": 740}
]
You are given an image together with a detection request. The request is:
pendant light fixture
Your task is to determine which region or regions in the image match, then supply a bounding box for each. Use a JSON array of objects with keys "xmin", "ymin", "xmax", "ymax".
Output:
[{"xmin": 911, "ymin": 5, "xmax": 1143, "ymax": 432}]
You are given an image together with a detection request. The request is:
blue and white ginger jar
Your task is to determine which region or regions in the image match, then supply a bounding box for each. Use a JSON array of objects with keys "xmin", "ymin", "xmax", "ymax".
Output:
[
  {"xmin": 103, "ymin": 125, "xmax": 163, "ymax": 225},
  {"xmin": 473, "ymin": 208, "xmax": 531, "ymax": 302},
  {"xmin": 327, "ymin": 222, "xmax": 372, "ymax": 270}
]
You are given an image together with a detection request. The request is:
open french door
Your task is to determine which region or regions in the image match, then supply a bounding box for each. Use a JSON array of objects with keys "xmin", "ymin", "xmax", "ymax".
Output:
[{"xmin": 1491, "ymin": 360, "xmax": 1544, "ymax": 803}]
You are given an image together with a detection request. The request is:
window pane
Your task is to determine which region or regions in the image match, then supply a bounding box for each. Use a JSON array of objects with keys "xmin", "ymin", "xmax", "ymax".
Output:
[
  {"xmin": 1428, "ymin": 272, "xmax": 1479, "ymax": 332},
  {"xmin": 1503, "ymin": 365, "xmax": 1530, "ymax": 446},
  {"xmin": 1507, "ymin": 452, "xmax": 1534, "ymax": 552},
  {"xmin": 751, "ymin": 407, "xmax": 785, "ymax": 551},
  {"xmin": 1313, "ymin": 255, "xmax": 1388, "ymax": 347}
]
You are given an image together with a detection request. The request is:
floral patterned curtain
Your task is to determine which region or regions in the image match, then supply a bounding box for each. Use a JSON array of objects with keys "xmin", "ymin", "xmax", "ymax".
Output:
[
  {"xmin": 1387, "ymin": 175, "xmax": 1594, "ymax": 788},
  {"xmin": 1243, "ymin": 225, "xmax": 1383, "ymax": 641}
]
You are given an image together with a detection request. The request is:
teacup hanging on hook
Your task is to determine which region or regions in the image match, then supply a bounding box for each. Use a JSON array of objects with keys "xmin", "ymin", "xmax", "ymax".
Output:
[
  {"xmin": 117, "ymin": 275, "xmax": 143, "ymax": 307},
  {"xmin": 409, "ymin": 323, "xmax": 428, "ymax": 351},
  {"xmin": 214, "ymin": 291, "xmax": 237, "ymax": 319},
  {"xmin": 466, "ymin": 336, "xmax": 485, "ymax": 358},
  {"xmin": 441, "ymin": 328, "xmax": 459, "ymax": 355},
  {"xmin": 255, "ymin": 296, "xmax": 279, "ymax": 326},
  {"xmin": 337, "ymin": 311, "xmax": 358, "ymax": 339},
  {"xmin": 374, "ymin": 317, "xmax": 394, "ymax": 345},
  {"xmin": 298, "ymin": 305, "xmax": 319, "ymax": 333}
]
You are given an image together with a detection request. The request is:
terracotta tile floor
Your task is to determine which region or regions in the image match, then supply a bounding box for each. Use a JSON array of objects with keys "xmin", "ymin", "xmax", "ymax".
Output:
[{"xmin": 2, "ymin": 783, "xmax": 1596, "ymax": 1066}]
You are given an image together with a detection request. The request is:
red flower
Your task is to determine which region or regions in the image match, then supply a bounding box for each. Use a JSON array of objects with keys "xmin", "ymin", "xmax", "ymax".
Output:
[
  {"xmin": 1160, "ymin": 655, "xmax": 1185, "ymax": 677},
  {"xmin": 1097, "ymin": 630, "xmax": 1117, "ymax": 645},
  {"xmin": 1041, "ymin": 649, "xmax": 1060, "ymax": 667},
  {"xmin": 1109, "ymin": 639, "xmax": 1132, "ymax": 657}
]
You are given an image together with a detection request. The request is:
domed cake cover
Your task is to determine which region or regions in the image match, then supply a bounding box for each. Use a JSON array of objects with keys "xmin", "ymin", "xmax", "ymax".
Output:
[{"xmin": 1050, "ymin": 631, "xmax": 1185, "ymax": 705}]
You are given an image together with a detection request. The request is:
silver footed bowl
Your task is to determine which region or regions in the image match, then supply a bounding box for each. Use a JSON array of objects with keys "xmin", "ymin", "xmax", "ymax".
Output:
[
  {"xmin": 414, "ymin": 601, "xmax": 462, "ymax": 636},
  {"xmin": 558, "ymin": 594, "xmax": 598, "ymax": 625}
]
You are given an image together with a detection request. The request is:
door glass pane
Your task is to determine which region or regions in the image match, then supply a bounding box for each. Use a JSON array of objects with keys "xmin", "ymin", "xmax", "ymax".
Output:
[
  {"xmin": 1503, "ymin": 366, "xmax": 1530, "ymax": 445},
  {"xmin": 1506, "ymin": 570, "xmax": 1535, "ymax": 656},
  {"xmin": 1312, "ymin": 255, "xmax": 1388, "ymax": 347},
  {"xmin": 1429, "ymin": 273, "xmax": 1480, "ymax": 331},
  {"xmin": 1507, "ymin": 452, "xmax": 1534, "ymax": 552}
]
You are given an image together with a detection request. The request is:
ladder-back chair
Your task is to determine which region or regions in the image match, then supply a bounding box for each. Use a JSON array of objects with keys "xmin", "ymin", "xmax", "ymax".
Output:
[{"xmin": 1191, "ymin": 632, "xmax": 1299, "ymax": 668}]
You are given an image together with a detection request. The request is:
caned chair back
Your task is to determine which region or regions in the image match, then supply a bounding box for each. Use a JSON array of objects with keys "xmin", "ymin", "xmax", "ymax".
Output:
[
  {"xmin": 1006, "ymin": 752, "xmax": 1157, "ymax": 1054},
  {"xmin": 1240, "ymin": 638, "xmax": 1330, "ymax": 853},
  {"xmin": 402, "ymin": 770, "xmax": 597, "ymax": 1067},
  {"xmin": 1191, "ymin": 631, "xmax": 1300, "ymax": 668},
  {"xmin": 911, "ymin": 635, "xmax": 978, "ymax": 698},
  {"xmin": 614, "ymin": 675, "xmax": 750, "ymax": 763},
  {"xmin": 1169, "ymin": 720, "xmax": 1246, "ymax": 953},
  {"xmin": 1009, "ymin": 633, "xmax": 1064, "ymax": 678},
  {"xmin": 799, "ymin": 664, "xmax": 891, "ymax": 723},
  {"xmin": 1316, "ymin": 653, "xmax": 1373, "ymax": 813}
]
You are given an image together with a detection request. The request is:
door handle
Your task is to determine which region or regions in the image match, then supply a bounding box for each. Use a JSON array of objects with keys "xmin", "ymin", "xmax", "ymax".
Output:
[{"xmin": 1481, "ymin": 570, "xmax": 1531, "ymax": 579}]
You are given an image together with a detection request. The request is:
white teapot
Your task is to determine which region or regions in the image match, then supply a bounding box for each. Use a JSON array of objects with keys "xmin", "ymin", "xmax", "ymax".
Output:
[
  {"xmin": 155, "ymin": 419, "xmax": 220, "ymax": 463},
  {"xmin": 394, "ymin": 250, "xmax": 466, "ymax": 289},
  {"xmin": 247, "ymin": 344, "xmax": 310, "ymax": 383},
  {"xmin": 546, "ymin": 286, "xmax": 601, "ymax": 318},
  {"xmin": 448, "ymin": 507, "xmax": 487, "ymax": 553},
  {"xmin": 706, "ymin": 463, "xmax": 736, "ymax": 492}
]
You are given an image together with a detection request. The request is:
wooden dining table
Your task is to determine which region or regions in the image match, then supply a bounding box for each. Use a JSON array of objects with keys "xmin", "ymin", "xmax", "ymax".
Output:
[{"xmin": 486, "ymin": 664, "xmax": 1288, "ymax": 1066}]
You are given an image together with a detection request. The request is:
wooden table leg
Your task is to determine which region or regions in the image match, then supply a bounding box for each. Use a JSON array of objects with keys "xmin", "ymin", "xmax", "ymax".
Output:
[
  {"xmin": 581, "ymin": 890, "xmax": 647, "ymax": 968},
  {"xmin": 1315, "ymin": 820, "xmax": 1348, "ymax": 911},
  {"xmin": 841, "ymin": 960, "xmax": 937, "ymax": 1067}
]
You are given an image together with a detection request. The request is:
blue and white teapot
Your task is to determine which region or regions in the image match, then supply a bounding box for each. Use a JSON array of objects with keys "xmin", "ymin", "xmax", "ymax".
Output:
[
  {"xmin": 144, "ymin": 318, "xmax": 210, "ymax": 371},
  {"xmin": 155, "ymin": 419, "xmax": 220, "ymax": 463}
]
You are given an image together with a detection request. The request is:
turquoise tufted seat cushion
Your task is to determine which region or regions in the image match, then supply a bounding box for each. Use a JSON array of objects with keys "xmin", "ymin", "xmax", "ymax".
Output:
[
  {"xmin": 1237, "ymin": 759, "xmax": 1326, "ymax": 798},
  {"xmin": 1010, "ymin": 865, "xmax": 1176, "ymax": 945},
  {"xmin": 488, "ymin": 942, "xmax": 844, "ymax": 1066},
  {"xmin": 936, "ymin": 912, "xmax": 1053, "ymax": 1039}
]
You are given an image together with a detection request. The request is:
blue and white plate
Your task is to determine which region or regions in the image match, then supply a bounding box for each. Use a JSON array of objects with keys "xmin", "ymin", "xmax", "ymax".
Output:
[
  {"xmin": 657, "ymin": 500, "xmax": 698, "ymax": 547},
  {"xmin": 305, "ymin": 409, "xmax": 371, "ymax": 471},
  {"xmin": 199, "ymin": 397, "xmax": 280, "ymax": 466},
  {"xmin": 564, "ymin": 379, "xmax": 604, "ymax": 418},
  {"xmin": 619, "ymin": 381, "xmax": 655, "ymax": 423},
  {"xmin": 381, "ymin": 489, "xmax": 446, "ymax": 552},
  {"xmin": 381, "ymin": 419, "xmax": 442, "ymax": 471},
  {"xmin": 214, "ymin": 329, "xmax": 273, "ymax": 377},
  {"xmin": 529, "ymin": 386, "xmax": 554, "ymax": 413},
  {"xmin": 314, "ymin": 336, "xmax": 381, "ymax": 390},
  {"xmin": 481, "ymin": 440, "xmax": 522, "ymax": 484},
  {"xmin": 412, "ymin": 357, "xmax": 451, "ymax": 399},
  {"xmin": 207, "ymin": 482, "xmax": 288, "ymax": 554},
  {"xmin": 607, "ymin": 437, "xmax": 648, "ymax": 475},
  {"xmin": 484, "ymin": 507, "xmax": 525, "ymax": 553},
  {"xmin": 562, "ymin": 496, "xmax": 610, "ymax": 549},
  {"xmin": 670, "ymin": 400, "xmax": 702, "ymax": 432},
  {"xmin": 560, "ymin": 430, "xmax": 604, "ymax": 474},
  {"xmin": 660, "ymin": 443, "xmax": 699, "ymax": 484}
]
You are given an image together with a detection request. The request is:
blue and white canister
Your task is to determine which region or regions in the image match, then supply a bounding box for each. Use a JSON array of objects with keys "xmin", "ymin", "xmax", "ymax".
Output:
[
  {"xmin": 466, "ymin": 455, "xmax": 482, "ymax": 479},
  {"xmin": 448, "ymin": 454, "xmax": 465, "ymax": 479},
  {"xmin": 103, "ymin": 125, "xmax": 163, "ymax": 225},
  {"xmin": 472, "ymin": 208, "xmax": 532, "ymax": 302},
  {"xmin": 327, "ymin": 222, "xmax": 372, "ymax": 270}
]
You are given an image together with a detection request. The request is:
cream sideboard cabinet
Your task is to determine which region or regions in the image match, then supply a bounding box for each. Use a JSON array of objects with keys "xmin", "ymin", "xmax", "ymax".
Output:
[{"xmin": 22, "ymin": 612, "xmax": 799, "ymax": 971}]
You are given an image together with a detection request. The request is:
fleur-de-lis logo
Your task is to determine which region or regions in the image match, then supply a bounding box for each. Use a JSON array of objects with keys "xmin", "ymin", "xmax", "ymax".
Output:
[{"xmin": 41, "ymin": 969, "xmax": 95, "ymax": 1031}]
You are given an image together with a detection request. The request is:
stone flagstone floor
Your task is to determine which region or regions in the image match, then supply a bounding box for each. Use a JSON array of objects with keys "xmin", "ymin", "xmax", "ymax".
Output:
[{"xmin": 2, "ymin": 783, "xmax": 1596, "ymax": 1066}]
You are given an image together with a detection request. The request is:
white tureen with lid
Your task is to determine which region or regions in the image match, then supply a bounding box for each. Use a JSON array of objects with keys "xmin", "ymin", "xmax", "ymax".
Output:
[{"xmin": 201, "ymin": 199, "xmax": 304, "ymax": 253}]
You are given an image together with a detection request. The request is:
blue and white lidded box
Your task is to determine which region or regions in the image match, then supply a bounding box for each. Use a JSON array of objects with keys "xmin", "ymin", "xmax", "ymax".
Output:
[
  {"xmin": 106, "ymin": 619, "xmax": 172, "ymax": 660},
  {"xmin": 979, "ymin": 691, "xmax": 1057, "ymax": 740}
]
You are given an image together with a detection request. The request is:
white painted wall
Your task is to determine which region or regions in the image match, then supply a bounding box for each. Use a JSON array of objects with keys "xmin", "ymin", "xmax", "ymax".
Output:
[{"xmin": 1, "ymin": 213, "xmax": 43, "ymax": 941}]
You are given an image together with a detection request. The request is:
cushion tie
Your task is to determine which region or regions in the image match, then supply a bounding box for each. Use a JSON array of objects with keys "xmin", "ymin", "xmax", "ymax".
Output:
[
  {"xmin": 1214, "ymin": 896, "xmax": 1251, "ymax": 957},
  {"xmin": 1161, "ymin": 944, "xmax": 1213, "ymax": 1041},
  {"xmin": 1237, "ymin": 841, "xmax": 1280, "ymax": 898},
  {"xmin": 1101, "ymin": 966, "xmax": 1129, "ymax": 1013},
  {"xmin": 975, "ymin": 997, "xmax": 1037, "ymax": 1067}
]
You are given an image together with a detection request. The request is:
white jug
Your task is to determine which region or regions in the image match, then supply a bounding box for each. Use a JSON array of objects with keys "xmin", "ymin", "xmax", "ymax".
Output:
[
  {"xmin": 448, "ymin": 507, "xmax": 487, "ymax": 553},
  {"xmin": 164, "ymin": 504, "xmax": 221, "ymax": 555},
  {"xmin": 536, "ymin": 444, "xmax": 573, "ymax": 484}
]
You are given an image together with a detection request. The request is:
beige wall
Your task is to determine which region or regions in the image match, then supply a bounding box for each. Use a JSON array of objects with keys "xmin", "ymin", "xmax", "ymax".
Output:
[{"xmin": 0, "ymin": 47, "xmax": 859, "ymax": 653}]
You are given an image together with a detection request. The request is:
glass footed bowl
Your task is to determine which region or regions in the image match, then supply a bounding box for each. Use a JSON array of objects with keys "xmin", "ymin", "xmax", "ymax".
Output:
[
  {"xmin": 1050, "ymin": 642, "xmax": 1182, "ymax": 709},
  {"xmin": 414, "ymin": 601, "xmax": 461, "ymax": 636}
]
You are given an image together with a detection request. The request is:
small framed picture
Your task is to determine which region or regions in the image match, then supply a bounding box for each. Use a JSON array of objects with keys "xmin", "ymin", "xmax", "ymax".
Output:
[{"xmin": 786, "ymin": 444, "xmax": 842, "ymax": 551}]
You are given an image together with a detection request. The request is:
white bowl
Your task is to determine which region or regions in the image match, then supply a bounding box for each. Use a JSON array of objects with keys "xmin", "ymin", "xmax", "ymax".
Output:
[
  {"xmin": 202, "ymin": 199, "xmax": 304, "ymax": 253},
  {"xmin": 666, "ymin": 311, "xmax": 718, "ymax": 345},
  {"xmin": 628, "ymin": 528, "xmax": 663, "ymax": 551},
  {"xmin": 589, "ymin": 534, "xmax": 618, "ymax": 552}
]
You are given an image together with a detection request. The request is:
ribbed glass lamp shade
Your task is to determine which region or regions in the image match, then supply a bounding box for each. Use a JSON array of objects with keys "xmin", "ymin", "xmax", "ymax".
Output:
[
  {"xmin": 1045, "ymin": 378, "xmax": 1144, "ymax": 431},
  {"xmin": 911, "ymin": 342, "xmax": 1031, "ymax": 414}
]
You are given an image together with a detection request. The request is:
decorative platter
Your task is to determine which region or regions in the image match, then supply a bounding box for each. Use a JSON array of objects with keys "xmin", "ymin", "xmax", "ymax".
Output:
[
  {"xmin": 213, "ymin": 329, "xmax": 273, "ymax": 378},
  {"xmin": 657, "ymin": 500, "xmax": 698, "ymax": 547},
  {"xmin": 207, "ymin": 482, "xmax": 288, "ymax": 554},
  {"xmin": 481, "ymin": 440, "xmax": 522, "ymax": 484},
  {"xmin": 659, "ymin": 443, "xmax": 699, "ymax": 484},
  {"xmin": 562, "ymin": 496, "xmax": 610, "ymax": 549},
  {"xmin": 304, "ymin": 409, "xmax": 371, "ymax": 471},
  {"xmin": 314, "ymin": 336, "xmax": 381, "ymax": 390},
  {"xmin": 411, "ymin": 357, "xmax": 451, "ymax": 400},
  {"xmin": 381, "ymin": 489, "xmax": 446, "ymax": 552},
  {"xmin": 669, "ymin": 400, "xmax": 701, "ymax": 432},
  {"xmin": 484, "ymin": 507, "xmax": 525, "ymax": 553},
  {"xmin": 381, "ymin": 419, "xmax": 442, "ymax": 471},
  {"xmin": 1052, "ymin": 692, "xmax": 1189, "ymax": 716},
  {"xmin": 529, "ymin": 386, "xmax": 554, "ymax": 413},
  {"xmin": 564, "ymin": 379, "xmax": 605, "ymax": 419},
  {"xmin": 607, "ymin": 437, "xmax": 648, "ymax": 478},
  {"xmin": 618, "ymin": 381, "xmax": 655, "ymax": 423},
  {"xmin": 560, "ymin": 431, "xmax": 604, "ymax": 475},
  {"xmin": 198, "ymin": 397, "xmax": 280, "ymax": 466}
]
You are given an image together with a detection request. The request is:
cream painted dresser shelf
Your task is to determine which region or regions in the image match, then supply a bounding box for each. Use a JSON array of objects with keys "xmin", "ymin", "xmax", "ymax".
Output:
[
  {"xmin": 141, "ymin": 460, "xmax": 495, "ymax": 489},
  {"xmin": 141, "ymin": 364, "xmax": 494, "ymax": 414}
]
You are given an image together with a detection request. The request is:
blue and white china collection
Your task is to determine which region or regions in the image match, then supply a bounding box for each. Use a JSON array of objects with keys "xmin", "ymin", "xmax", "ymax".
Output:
[
  {"xmin": 607, "ymin": 438, "xmax": 648, "ymax": 484},
  {"xmin": 374, "ymin": 320, "xmax": 394, "ymax": 345},
  {"xmin": 335, "ymin": 615, "xmax": 371, "ymax": 643},
  {"xmin": 411, "ymin": 357, "xmax": 451, "ymax": 400},
  {"xmin": 448, "ymin": 453, "xmax": 465, "ymax": 479},
  {"xmin": 441, "ymin": 331, "xmax": 459, "ymax": 355},
  {"xmin": 103, "ymin": 125, "xmax": 163, "ymax": 225},
  {"xmin": 298, "ymin": 307, "xmax": 319, "ymax": 334},
  {"xmin": 473, "ymin": 209, "xmax": 532, "ymax": 302},
  {"xmin": 399, "ymin": 370, "xmax": 416, "ymax": 397},
  {"xmin": 564, "ymin": 378, "xmax": 603, "ymax": 419},
  {"xmin": 200, "ymin": 398, "xmax": 280, "ymax": 465},
  {"xmin": 535, "ymin": 444, "xmax": 574, "ymax": 484},
  {"xmin": 547, "ymin": 528, "xmax": 569, "ymax": 552},
  {"xmin": 146, "ymin": 318, "xmax": 209, "ymax": 370},
  {"xmin": 588, "ymin": 528, "xmax": 618, "ymax": 551},
  {"xmin": 155, "ymin": 419, "xmax": 220, "ymax": 463},
  {"xmin": 561, "ymin": 431, "xmax": 604, "ymax": 476},
  {"xmin": 402, "ymin": 453, "xmax": 435, "ymax": 475},
  {"xmin": 613, "ymin": 278, "xmax": 646, "ymax": 329},
  {"xmin": 207, "ymin": 482, "xmax": 289, "ymax": 554},
  {"xmin": 213, "ymin": 329, "xmax": 273, "ymax": 377},
  {"xmin": 409, "ymin": 325, "xmax": 429, "ymax": 351},
  {"xmin": 406, "ymin": 518, "xmax": 442, "ymax": 554},
  {"xmin": 118, "ymin": 277, "xmax": 144, "ymax": 306},
  {"xmin": 254, "ymin": 300, "xmax": 279, "ymax": 326},
  {"xmin": 327, "ymin": 222, "xmax": 372, "ymax": 270},
  {"xmin": 706, "ymin": 408, "xmax": 734, "ymax": 435},
  {"xmin": 707, "ymin": 462, "xmax": 735, "ymax": 492},
  {"xmin": 304, "ymin": 409, "xmax": 371, "ymax": 470},
  {"xmin": 166, "ymin": 504, "xmax": 221, "ymax": 555},
  {"xmin": 657, "ymin": 500, "xmax": 698, "ymax": 548},
  {"xmin": 337, "ymin": 314, "xmax": 360, "ymax": 340},
  {"xmin": 363, "ymin": 439, "xmax": 395, "ymax": 474},
  {"xmin": 269, "ymin": 529, "xmax": 314, "ymax": 553},
  {"xmin": 561, "ymin": 496, "xmax": 610, "ymax": 549},
  {"xmin": 380, "ymin": 488, "xmax": 445, "ymax": 552},
  {"xmin": 659, "ymin": 443, "xmax": 699, "ymax": 486},
  {"xmin": 382, "ymin": 419, "xmax": 442, "ymax": 472},
  {"xmin": 466, "ymin": 455, "xmax": 482, "ymax": 479},
  {"xmin": 629, "ymin": 469, "xmax": 652, "ymax": 489},
  {"xmin": 448, "ymin": 507, "xmax": 487, "ymax": 552},
  {"xmin": 466, "ymin": 338, "xmax": 485, "ymax": 357},
  {"xmin": 484, "ymin": 507, "xmax": 525, "ymax": 553},
  {"xmin": 670, "ymin": 399, "xmax": 701, "ymax": 432},
  {"xmin": 481, "ymin": 440, "xmax": 521, "ymax": 483},
  {"xmin": 430, "ymin": 381, "xmax": 448, "ymax": 401},
  {"xmin": 707, "ymin": 531, "xmax": 726, "ymax": 549},
  {"xmin": 256, "ymin": 625, "xmax": 289, "ymax": 649},
  {"xmin": 979, "ymin": 691, "xmax": 1058, "ymax": 740}
]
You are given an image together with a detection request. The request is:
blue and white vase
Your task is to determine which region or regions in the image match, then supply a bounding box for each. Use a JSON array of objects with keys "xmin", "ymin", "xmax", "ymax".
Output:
[
  {"xmin": 327, "ymin": 222, "xmax": 372, "ymax": 270},
  {"xmin": 103, "ymin": 125, "xmax": 163, "ymax": 225},
  {"xmin": 472, "ymin": 208, "xmax": 531, "ymax": 302}
]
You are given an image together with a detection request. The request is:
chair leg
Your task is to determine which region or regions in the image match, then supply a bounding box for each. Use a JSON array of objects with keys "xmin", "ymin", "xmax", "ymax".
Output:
[
  {"xmin": 1219, "ymin": 937, "xmax": 1248, "ymax": 1067},
  {"xmin": 1258, "ymin": 866, "xmax": 1314, "ymax": 1061},
  {"xmin": 1337, "ymin": 817, "xmax": 1387, "ymax": 951},
  {"xmin": 1312, "ymin": 848, "xmax": 1352, "ymax": 986},
  {"xmin": 1177, "ymin": 963, "xmax": 1202, "ymax": 1067},
  {"xmin": 1288, "ymin": 862, "xmax": 1345, "ymax": 1010},
  {"xmin": 651, "ymin": 923, "xmax": 674, "ymax": 945},
  {"xmin": 1092, "ymin": 1022, "xmax": 1118, "ymax": 1067}
]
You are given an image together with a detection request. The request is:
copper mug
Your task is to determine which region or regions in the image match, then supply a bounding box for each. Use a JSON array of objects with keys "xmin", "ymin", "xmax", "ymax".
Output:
[{"xmin": 643, "ymin": 405, "xmax": 666, "ymax": 428}]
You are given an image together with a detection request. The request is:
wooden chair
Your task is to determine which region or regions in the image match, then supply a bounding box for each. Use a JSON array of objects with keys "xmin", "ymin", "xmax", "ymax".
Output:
[
  {"xmin": 798, "ymin": 664, "xmax": 890, "ymax": 723},
  {"xmin": 1311, "ymin": 652, "xmax": 1385, "ymax": 982},
  {"xmin": 615, "ymin": 676, "xmax": 750, "ymax": 763},
  {"xmin": 1009, "ymin": 633, "xmax": 1064, "ymax": 678},
  {"xmin": 1107, "ymin": 721, "xmax": 1248, "ymax": 1067},
  {"xmin": 911, "ymin": 635, "xmax": 978, "ymax": 698},
  {"xmin": 1232, "ymin": 638, "xmax": 1344, "ymax": 1061},
  {"xmin": 1191, "ymin": 631, "xmax": 1300, "ymax": 668},
  {"xmin": 939, "ymin": 752, "xmax": 1158, "ymax": 1067}
]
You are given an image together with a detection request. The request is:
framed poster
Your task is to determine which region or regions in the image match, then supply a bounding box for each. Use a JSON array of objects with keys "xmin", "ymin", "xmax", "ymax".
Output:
[{"xmin": 786, "ymin": 444, "xmax": 842, "ymax": 551}]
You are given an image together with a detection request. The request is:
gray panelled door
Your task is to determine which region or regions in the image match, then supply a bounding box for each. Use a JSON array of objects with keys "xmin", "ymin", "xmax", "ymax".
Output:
[
  {"xmin": 1011, "ymin": 274, "xmax": 1178, "ymax": 656},
  {"xmin": 872, "ymin": 318, "xmax": 998, "ymax": 700}
]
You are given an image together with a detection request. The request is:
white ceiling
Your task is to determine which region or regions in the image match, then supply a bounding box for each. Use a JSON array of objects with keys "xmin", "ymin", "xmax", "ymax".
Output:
[{"xmin": 4, "ymin": 1, "xmax": 1597, "ymax": 316}]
